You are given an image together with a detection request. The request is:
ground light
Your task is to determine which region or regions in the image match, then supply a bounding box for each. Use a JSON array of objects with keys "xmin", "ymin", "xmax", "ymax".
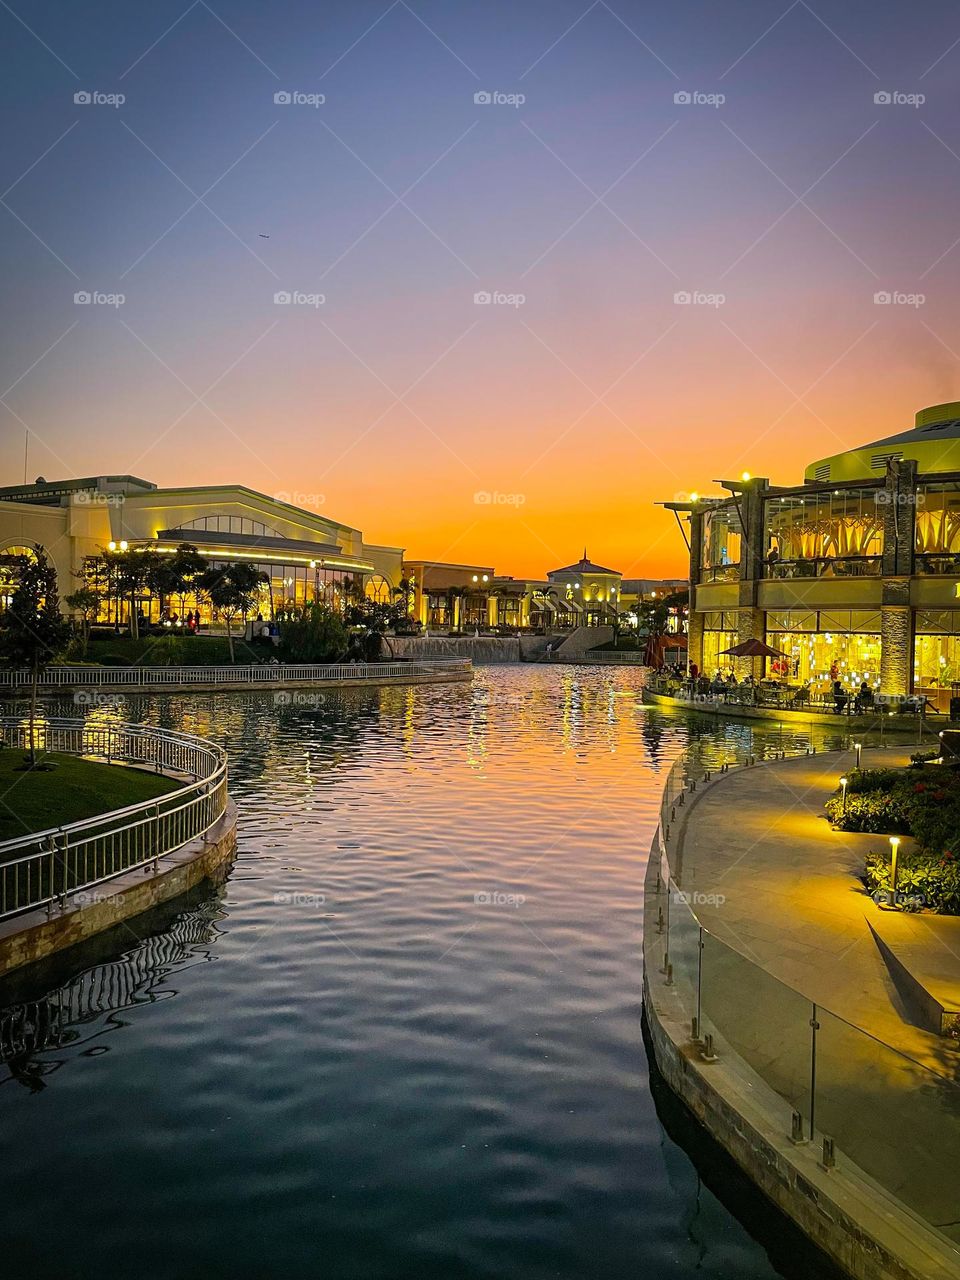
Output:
[
  {"xmin": 854, "ymin": 741, "xmax": 862, "ymax": 769},
  {"xmin": 840, "ymin": 775, "xmax": 848, "ymax": 814}
]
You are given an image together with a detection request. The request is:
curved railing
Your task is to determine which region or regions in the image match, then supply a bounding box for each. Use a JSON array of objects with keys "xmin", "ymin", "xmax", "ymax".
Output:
[
  {"xmin": 0, "ymin": 659, "xmax": 472, "ymax": 689},
  {"xmin": 0, "ymin": 718, "xmax": 228, "ymax": 922},
  {"xmin": 652, "ymin": 748, "xmax": 960, "ymax": 1254}
]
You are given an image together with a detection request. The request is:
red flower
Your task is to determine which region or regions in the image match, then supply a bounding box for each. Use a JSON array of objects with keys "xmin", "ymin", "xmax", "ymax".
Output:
[{"xmin": 914, "ymin": 783, "xmax": 927, "ymax": 793}]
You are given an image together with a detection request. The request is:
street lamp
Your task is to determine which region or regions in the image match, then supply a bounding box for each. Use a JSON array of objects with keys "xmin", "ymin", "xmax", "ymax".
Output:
[
  {"xmin": 839, "ymin": 775, "xmax": 848, "ymax": 814},
  {"xmin": 889, "ymin": 836, "xmax": 901, "ymax": 908}
]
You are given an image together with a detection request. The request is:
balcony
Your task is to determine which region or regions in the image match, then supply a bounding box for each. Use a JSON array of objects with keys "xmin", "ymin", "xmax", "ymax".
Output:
[
  {"xmin": 700, "ymin": 564, "xmax": 740, "ymax": 584},
  {"xmin": 915, "ymin": 553, "xmax": 960, "ymax": 575},
  {"xmin": 764, "ymin": 556, "xmax": 882, "ymax": 580}
]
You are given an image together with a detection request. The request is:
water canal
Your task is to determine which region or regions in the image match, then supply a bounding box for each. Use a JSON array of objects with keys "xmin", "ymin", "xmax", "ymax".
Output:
[{"xmin": 0, "ymin": 666, "xmax": 848, "ymax": 1280}]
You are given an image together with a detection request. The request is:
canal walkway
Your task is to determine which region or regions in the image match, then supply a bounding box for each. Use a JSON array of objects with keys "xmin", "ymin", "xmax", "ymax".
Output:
[{"xmin": 674, "ymin": 747, "xmax": 960, "ymax": 1071}]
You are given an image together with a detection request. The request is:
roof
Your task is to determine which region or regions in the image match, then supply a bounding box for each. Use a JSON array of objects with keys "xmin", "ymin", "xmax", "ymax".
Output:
[{"xmin": 548, "ymin": 552, "xmax": 621, "ymax": 577}]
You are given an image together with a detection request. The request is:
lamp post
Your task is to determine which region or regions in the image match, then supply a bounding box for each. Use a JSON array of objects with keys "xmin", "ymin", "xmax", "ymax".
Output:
[
  {"xmin": 839, "ymin": 775, "xmax": 848, "ymax": 815},
  {"xmin": 889, "ymin": 836, "xmax": 900, "ymax": 908}
]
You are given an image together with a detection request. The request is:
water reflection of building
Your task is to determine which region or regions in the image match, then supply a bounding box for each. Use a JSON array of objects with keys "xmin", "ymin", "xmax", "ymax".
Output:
[
  {"xmin": 0, "ymin": 896, "xmax": 224, "ymax": 1089},
  {"xmin": 663, "ymin": 400, "xmax": 960, "ymax": 710}
]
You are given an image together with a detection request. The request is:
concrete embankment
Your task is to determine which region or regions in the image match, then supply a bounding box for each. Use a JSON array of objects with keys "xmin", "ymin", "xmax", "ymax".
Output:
[
  {"xmin": 388, "ymin": 636, "xmax": 552, "ymax": 663},
  {"xmin": 0, "ymin": 800, "xmax": 238, "ymax": 978}
]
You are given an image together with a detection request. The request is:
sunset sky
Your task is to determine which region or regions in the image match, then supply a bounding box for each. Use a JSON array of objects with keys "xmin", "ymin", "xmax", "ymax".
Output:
[{"xmin": 3, "ymin": 0, "xmax": 960, "ymax": 578}]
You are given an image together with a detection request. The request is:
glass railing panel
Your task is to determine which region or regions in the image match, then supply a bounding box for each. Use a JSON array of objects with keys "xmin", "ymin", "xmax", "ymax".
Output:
[
  {"xmin": 814, "ymin": 1007, "xmax": 960, "ymax": 1237},
  {"xmin": 699, "ymin": 930, "xmax": 814, "ymax": 1124},
  {"xmin": 665, "ymin": 884, "xmax": 701, "ymax": 1013}
]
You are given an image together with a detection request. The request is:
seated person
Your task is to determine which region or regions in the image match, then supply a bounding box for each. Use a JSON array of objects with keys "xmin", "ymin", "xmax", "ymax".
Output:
[
  {"xmin": 832, "ymin": 680, "xmax": 848, "ymax": 714},
  {"xmin": 854, "ymin": 680, "xmax": 874, "ymax": 712}
]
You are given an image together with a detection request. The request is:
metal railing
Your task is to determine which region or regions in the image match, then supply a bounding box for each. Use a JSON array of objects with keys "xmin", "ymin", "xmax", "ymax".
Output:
[
  {"xmin": 0, "ymin": 718, "xmax": 228, "ymax": 922},
  {"xmin": 763, "ymin": 554, "xmax": 882, "ymax": 579},
  {"xmin": 0, "ymin": 659, "xmax": 473, "ymax": 689},
  {"xmin": 645, "ymin": 671, "xmax": 937, "ymax": 719},
  {"xmin": 652, "ymin": 749, "xmax": 960, "ymax": 1250}
]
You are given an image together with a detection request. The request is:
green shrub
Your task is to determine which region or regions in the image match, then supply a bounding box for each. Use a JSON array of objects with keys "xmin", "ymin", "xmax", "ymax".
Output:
[
  {"xmin": 843, "ymin": 767, "xmax": 904, "ymax": 795},
  {"xmin": 825, "ymin": 790, "xmax": 912, "ymax": 833},
  {"xmin": 865, "ymin": 849, "xmax": 960, "ymax": 914}
]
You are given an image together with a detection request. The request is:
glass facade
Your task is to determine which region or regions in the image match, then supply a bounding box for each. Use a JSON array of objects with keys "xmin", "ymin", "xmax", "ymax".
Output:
[
  {"xmin": 765, "ymin": 609, "xmax": 881, "ymax": 694},
  {"xmin": 700, "ymin": 505, "xmax": 741, "ymax": 583},
  {"xmin": 764, "ymin": 488, "xmax": 883, "ymax": 578},
  {"xmin": 915, "ymin": 482, "xmax": 960, "ymax": 573},
  {"xmin": 701, "ymin": 611, "xmax": 737, "ymax": 674},
  {"xmin": 915, "ymin": 611, "xmax": 960, "ymax": 711},
  {"xmin": 169, "ymin": 515, "xmax": 285, "ymax": 538}
]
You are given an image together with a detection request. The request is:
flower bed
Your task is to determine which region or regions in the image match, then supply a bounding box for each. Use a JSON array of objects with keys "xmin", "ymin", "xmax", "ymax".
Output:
[{"xmin": 826, "ymin": 762, "xmax": 960, "ymax": 913}]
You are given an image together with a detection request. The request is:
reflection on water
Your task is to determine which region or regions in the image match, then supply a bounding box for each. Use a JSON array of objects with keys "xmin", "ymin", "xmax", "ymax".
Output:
[{"xmin": 0, "ymin": 668, "xmax": 847, "ymax": 1280}]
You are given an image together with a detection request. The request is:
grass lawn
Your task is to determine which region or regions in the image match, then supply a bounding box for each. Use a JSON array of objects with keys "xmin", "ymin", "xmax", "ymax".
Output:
[{"xmin": 0, "ymin": 751, "xmax": 180, "ymax": 846}]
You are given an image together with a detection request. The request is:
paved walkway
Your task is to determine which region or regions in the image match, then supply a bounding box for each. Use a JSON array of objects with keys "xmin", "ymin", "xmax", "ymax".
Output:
[{"xmin": 673, "ymin": 748, "xmax": 960, "ymax": 1239}]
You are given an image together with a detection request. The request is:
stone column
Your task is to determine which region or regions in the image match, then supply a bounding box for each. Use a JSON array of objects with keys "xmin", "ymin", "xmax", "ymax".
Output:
[
  {"xmin": 687, "ymin": 607, "xmax": 704, "ymax": 675},
  {"xmin": 881, "ymin": 458, "xmax": 918, "ymax": 578},
  {"xmin": 880, "ymin": 598, "xmax": 912, "ymax": 697},
  {"xmin": 735, "ymin": 601, "xmax": 765, "ymax": 681}
]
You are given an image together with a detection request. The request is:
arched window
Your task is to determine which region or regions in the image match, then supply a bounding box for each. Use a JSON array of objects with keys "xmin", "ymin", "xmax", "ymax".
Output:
[
  {"xmin": 0, "ymin": 545, "xmax": 38, "ymax": 611},
  {"xmin": 168, "ymin": 515, "xmax": 286, "ymax": 539}
]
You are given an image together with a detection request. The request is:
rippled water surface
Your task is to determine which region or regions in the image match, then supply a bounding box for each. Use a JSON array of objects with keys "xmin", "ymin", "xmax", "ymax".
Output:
[{"xmin": 0, "ymin": 667, "xmax": 847, "ymax": 1280}]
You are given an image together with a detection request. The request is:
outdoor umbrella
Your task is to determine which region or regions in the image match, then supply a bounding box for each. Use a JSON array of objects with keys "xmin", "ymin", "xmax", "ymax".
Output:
[{"xmin": 718, "ymin": 638, "xmax": 787, "ymax": 659}]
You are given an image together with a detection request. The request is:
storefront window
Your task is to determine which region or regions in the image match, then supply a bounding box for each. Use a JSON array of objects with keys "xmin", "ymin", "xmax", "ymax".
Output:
[
  {"xmin": 701, "ymin": 611, "xmax": 737, "ymax": 673},
  {"xmin": 915, "ymin": 483, "xmax": 960, "ymax": 573},
  {"xmin": 765, "ymin": 609, "xmax": 881, "ymax": 694},
  {"xmin": 915, "ymin": 610, "xmax": 960, "ymax": 710},
  {"xmin": 764, "ymin": 488, "xmax": 883, "ymax": 578},
  {"xmin": 701, "ymin": 505, "xmax": 741, "ymax": 583}
]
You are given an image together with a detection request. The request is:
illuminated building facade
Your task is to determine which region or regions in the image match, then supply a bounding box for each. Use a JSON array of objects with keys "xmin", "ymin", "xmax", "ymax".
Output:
[{"xmin": 665, "ymin": 400, "xmax": 960, "ymax": 709}]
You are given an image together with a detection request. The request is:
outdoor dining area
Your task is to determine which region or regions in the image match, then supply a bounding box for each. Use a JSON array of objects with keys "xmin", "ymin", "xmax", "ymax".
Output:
[{"xmin": 659, "ymin": 639, "xmax": 933, "ymax": 718}]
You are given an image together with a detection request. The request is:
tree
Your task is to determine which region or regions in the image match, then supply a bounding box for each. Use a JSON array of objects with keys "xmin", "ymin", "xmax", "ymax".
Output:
[
  {"xmin": 197, "ymin": 562, "xmax": 268, "ymax": 662},
  {"xmin": 145, "ymin": 543, "xmax": 208, "ymax": 621},
  {"xmin": 276, "ymin": 601, "xmax": 348, "ymax": 663},
  {"xmin": 64, "ymin": 585, "xmax": 101, "ymax": 656},
  {"xmin": 110, "ymin": 548, "xmax": 160, "ymax": 640},
  {"xmin": 0, "ymin": 546, "xmax": 70, "ymax": 767}
]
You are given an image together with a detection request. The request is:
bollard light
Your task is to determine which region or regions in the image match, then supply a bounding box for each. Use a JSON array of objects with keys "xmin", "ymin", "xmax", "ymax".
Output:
[
  {"xmin": 853, "ymin": 741, "xmax": 862, "ymax": 770},
  {"xmin": 839, "ymin": 775, "xmax": 848, "ymax": 814},
  {"xmin": 889, "ymin": 836, "xmax": 901, "ymax": 907}
]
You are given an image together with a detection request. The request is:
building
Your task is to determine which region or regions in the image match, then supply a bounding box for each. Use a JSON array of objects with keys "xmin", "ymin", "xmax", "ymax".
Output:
[
  {"xmin": 0, "ymin": 475, "xmax": 403, "ymax": 623},
  {"xmin": 663, "ymin": 399, "xmax": 960, "ymax": 710}
]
